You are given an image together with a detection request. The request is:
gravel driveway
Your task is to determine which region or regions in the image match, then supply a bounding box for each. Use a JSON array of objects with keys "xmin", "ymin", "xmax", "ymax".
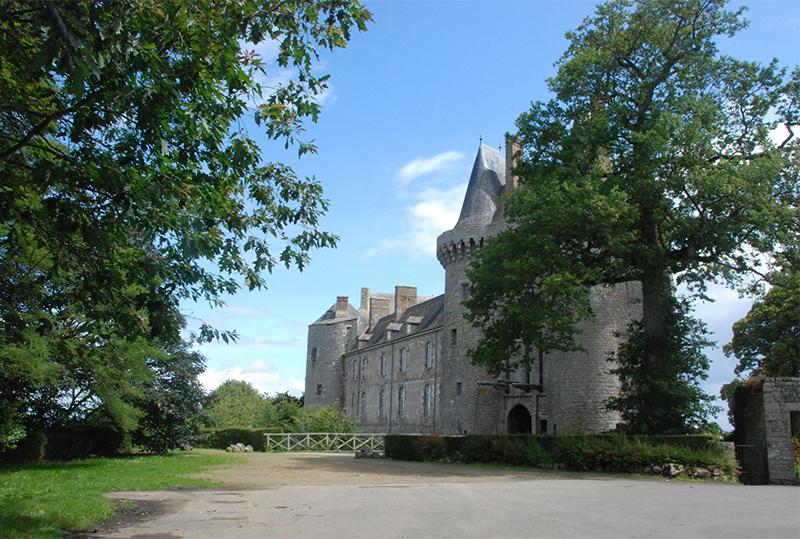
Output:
[{"xmin": 86, "ymin": 452, "xmax": 800, "ymax": 539}]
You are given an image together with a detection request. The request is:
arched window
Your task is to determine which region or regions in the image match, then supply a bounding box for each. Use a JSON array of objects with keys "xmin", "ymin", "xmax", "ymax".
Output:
[
  {"xmin": 423, "ymin": 384, "xmax": 432, "ymax": 417},
  {"xmin": 379, "ymin": 388, "xmax": 386, "ymax": 418},
  {"xmin": 360, "ymin": 391, "xmax": 367, "ymax": 420},
  {"xmin": 398, "ymin": 386, "xmax": 406, "ymax": 418},
  {"xmin": 400, "ymin": 347, "xmax": 408, "ymax": 372},
  {"xmin": 425, "ymin": 341, "xmax": 434, "ymax": 368}
]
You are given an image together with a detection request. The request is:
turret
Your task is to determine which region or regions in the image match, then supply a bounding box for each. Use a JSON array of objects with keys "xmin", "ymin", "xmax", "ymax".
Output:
[
  {"xmin": 304, "ymin": 296, "xmax": 359, "ymax": 409},
  {"xmin": 436, "ymin": 143, "xmax": 508, "ymax": 434}
]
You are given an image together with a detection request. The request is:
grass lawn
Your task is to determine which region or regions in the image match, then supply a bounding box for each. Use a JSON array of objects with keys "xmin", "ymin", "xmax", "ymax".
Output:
[{"xmin": 0, "ymin": 449, "xmax": 240, "ymax": 539}]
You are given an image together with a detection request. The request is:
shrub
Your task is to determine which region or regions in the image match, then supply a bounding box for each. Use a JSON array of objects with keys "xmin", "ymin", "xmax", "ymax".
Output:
[
  {"xmin": 385, "ymin": 433, "xmax": 733, "ymax": 476},
  {"xmin": 200, "ymin": 428, "xmax": 272, "ymax": 451},
  {"xmin": 45, "ymin": 424, "xmax": 124, "ymax": 460},
  {"xmin": 0, "ymin": 430, "xmax": 47, "ymax": 463}
]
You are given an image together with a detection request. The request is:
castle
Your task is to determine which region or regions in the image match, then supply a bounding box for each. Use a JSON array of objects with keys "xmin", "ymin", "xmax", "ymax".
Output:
[{"xmin": 304, "ymin": 141, "xmax": 642, "ymax": 435}]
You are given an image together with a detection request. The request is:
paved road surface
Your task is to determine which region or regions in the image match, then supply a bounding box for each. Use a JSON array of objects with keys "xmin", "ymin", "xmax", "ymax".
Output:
[{"xmin": 99, "ymin": 477, "xmax": 799, "ymax": 538}]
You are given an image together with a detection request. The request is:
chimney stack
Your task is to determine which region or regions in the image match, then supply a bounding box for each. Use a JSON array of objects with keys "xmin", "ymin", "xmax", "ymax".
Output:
[
  {"xmin": 504, "ymin": 134, "xmax": 521, "ymax": 192},
  {"xmin": 394, "ymin": 286, "xmax": 417, "ymax": 321},
  {"xmin": 335, "ymin": 296, "xmax": 349, "ymax": 317},
  {"xmin": 369, "ymin": 296, "xmax": 392, "ymax": 331}
]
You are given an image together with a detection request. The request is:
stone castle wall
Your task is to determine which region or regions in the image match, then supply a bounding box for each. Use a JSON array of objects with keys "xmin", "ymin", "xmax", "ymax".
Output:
[{"xmin": 343, "ymin": 329, "xmax": 441, "ymax": 433}]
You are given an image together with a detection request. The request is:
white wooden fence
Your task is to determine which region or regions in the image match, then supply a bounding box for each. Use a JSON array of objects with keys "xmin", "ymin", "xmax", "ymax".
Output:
[{"xmin": 263, "ymin": 432, "xmax": 384, "ymax": 452}]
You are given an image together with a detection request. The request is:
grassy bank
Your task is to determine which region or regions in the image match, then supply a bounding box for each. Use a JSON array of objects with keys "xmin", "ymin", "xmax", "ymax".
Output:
[{"xmin": 0, "ymin": 450, "xmax": 239, "ymax": 539}]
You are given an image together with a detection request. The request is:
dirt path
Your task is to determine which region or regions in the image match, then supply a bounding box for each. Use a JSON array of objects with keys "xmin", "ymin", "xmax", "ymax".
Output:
[{"xmin": 189, "ymin": 450, "xmax": 579, "ymax": 488}]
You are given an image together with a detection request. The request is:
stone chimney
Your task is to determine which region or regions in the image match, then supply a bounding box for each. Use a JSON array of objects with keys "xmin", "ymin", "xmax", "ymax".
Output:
[
  {"xmin": 369, "ymin": 296, "xmax": 392, "ymax": 331},
  {"xmin": 504, "ymin": 134, "xmax": 521, "ymax": 192},
  {"xmin": 394, "ymin": 286, "xmax": 417, "ymax": 321},
  {"xmin": 360, "ymin": 288, "xmax": 370, "ymax": 312},
  {"xmin": 335, "ymin": 296, "xmax": 349, "ymax": 317}
]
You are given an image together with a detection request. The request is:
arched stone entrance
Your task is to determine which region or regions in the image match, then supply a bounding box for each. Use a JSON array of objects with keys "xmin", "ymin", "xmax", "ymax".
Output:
[{"xmin": 507, "ymin": 404, "xmax": 532, "ymax": 434}]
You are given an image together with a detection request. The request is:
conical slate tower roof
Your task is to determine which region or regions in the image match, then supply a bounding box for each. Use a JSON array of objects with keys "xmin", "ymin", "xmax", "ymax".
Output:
[{"xmin": 454, "ymin": 143, "xmax": 506, "ymax": 230}]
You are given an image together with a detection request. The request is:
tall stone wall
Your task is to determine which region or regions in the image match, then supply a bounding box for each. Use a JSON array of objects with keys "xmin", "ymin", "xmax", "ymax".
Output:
[
  {"xmin": 343, "ymin": 329, "xmax": 441, "ymax": 433},
  {"xmin": 545, "ymin": 281, "xmax": 641, "ymax": 434},
  {"xmin": 735, "ymin": 377, "xmax": 800, "ymax": 485},
  {"xmin": 437, "ymin": 236, "xmax": 505, "ymax": 435},
  {"xmin": 304, "ymin": 320, "xmax": 355, "ymax": 410}
]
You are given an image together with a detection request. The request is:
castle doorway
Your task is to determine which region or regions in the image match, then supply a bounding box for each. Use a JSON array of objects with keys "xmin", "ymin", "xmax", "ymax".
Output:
[{"xmin": 507, "ymin": 404, "xmax": 532, "ymax": 434}]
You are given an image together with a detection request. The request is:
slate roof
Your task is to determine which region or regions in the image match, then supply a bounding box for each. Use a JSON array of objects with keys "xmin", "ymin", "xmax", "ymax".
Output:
[
  {"xmin": 455, "ymin": 143, "xmax": 505, "ymax": 230},
  {"xmin": 312, "ymin": 302, "xmax": 359, "ymax": 325},
  {"xmin": 366, "ymin": 294, "xmax": 444, "ymax": 346}
]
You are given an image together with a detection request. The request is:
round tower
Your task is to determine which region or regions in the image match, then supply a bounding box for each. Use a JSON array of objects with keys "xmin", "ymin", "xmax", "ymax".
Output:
[
  {"xmin": 304, "ymin": 296, "xmax": 358, "ymax": 410},
  {"xmin": 436, "ymin": 143, "xmax": 508, "ymax": 434},
  {"xmin": 435, "ymin": 141, "xmax": 641, "ymax": 435}
]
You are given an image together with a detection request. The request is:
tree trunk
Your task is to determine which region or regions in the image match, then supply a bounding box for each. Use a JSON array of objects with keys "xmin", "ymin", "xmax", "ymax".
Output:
[{"xmin": 640, "ymin": 267, "xmax": 669, "ymax": 372}]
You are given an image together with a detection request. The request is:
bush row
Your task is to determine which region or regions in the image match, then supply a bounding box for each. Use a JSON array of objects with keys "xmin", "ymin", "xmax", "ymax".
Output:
[
  {"xmin": 198, "ymin": 428, "xmax": 282, "ymax": 451},
  {"xmin": 0, "ymin": 425, "xmax": 125, "ymax": 462},
  {"xmin": 384, "ymin": 434, "xmax": 736, "ymax": 475}
]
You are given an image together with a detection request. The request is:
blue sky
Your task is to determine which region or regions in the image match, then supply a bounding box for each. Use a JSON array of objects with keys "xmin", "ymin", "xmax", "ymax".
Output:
[{"xmin": 186, "ymin": 0, "xmax": 800, "ymax": 429}]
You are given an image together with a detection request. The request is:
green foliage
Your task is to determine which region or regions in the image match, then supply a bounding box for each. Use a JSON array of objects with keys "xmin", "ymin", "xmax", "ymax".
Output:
[
  {"xmin": 465, "ymin": 0, "xmax": 798, "ymax": 424},
  {"xmin": 201, "ymin": 428, "xmax": 273, "ymax": 452},
  {"xmin": 725, "ymin": 261, "xmax": 800, "ymax": 378},
  {"xmin": 132, "ymin": 347, "xmax": 207, "ymax": 453},
  {"xmin": 0, "ymin": 0, "xmax": 370, "ymax": 454},
  {"xmin": 44, "ymin": 424, "xmax": 124, "ymax": 461},
  {"xmin": 608, "ymin": 290, "xmax": 720, "ymax": 434},
  {"xmin": 384, "ymin": 434, "xmax": 734, "ymax": 475},
  {"xmin": 206, "ymin": 380, "xmax": 270, "ymax": 429},
  {"xmin": 288, "ymin": 406, "xmax": 357, "ymax": 433},
  {"xmin": 0, "ymin": 451, "xmax": 236, "ymax": 539},
  {"xmin": 548, "ymin": 436, "xmax": 735, "ymax": 474}
]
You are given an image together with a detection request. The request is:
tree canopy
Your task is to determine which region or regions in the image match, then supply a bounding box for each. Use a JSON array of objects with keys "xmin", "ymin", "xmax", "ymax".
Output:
[
  {"xmin": 724, "ymin": 253, "xmax": 800, "ymax": 378},
  {"xmin": 0, "ymin": 0, "xmax": 370, "ymax": 450},
  {"xmin": 465, "ymin": 0, "xmax": 798, "ymax": 433}
]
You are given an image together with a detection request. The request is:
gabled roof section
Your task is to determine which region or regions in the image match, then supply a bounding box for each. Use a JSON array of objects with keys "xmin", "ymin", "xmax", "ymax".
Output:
[
  {"xmin": 455, "ymin": 143, "xmax": 505, "ymax": 230},
  {"xmin": 311, "ymin": 302, "xmax": 359, "ymax": 325},
  {"xmin": 366, "ymin": 294, "xmax": 444, "ymax": 346}
]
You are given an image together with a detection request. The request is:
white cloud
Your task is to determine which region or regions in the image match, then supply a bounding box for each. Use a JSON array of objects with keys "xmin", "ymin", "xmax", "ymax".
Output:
[
  {"xmin": 359, "ymin": 183, "xmax": 467, "ymax": 260},
  {"xmin": 200, "ymin": 358, "xmax": 305, "ymax": 396},
  {"xmin": 769, "ymin": 123, "xmax": 798, "ymax": 146},
  {"xmin": 395, "ymin": 151, "xmax": 465, "ymax": 186},
  {"xmin": 358, "ymin": 149, "xmax": 469, "ymax": 260}
]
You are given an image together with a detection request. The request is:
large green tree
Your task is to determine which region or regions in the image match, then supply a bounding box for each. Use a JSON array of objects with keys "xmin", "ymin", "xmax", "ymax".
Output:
[
  {"xmin": 465, "ymin": 0, "xmax": 798, "ymax": 432},
  {"xmin": 0, "ymin": 0, "xmax": 370, "ymax": 448},
  {"xmin": 724, "ymin": 254, "xmax": 800, "ymax": 378}
]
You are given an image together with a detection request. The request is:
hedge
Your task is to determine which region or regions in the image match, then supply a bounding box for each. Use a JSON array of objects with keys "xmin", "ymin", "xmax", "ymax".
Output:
[
  {"xmin": 0, "ymin": 424, "xmax": 125, "ymax": 463},
  {"xmin": 384, "ymin": 434, "xmax": 735, "ymax": 475},
  {"xmin": 198, "ymin": 428, "xmax": 281, "ymax": 451}
]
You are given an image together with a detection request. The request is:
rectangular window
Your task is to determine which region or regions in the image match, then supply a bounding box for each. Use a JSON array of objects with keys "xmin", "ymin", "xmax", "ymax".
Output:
[
  {"xmin": 456, "ymin": 382, "xmax": 462, "ymax": 396},
  {"xmin": 381, "ymin": 352, "xmax": 387, "ymax": 377},
  {"xmin": 361, "ymin": 357, "xmax": 368, "ymax": 380},
  {"xmin": 379, "ymin": 388, "xmax": 386, "ymax": 418},
  {"xmin": 423, "ymin": 384, "xmax": 432, "ymax": 417},
  {"xmin": 451, "ymin": 328, "xmax": 457, "ymax": 346},
  {"xmin": 351, "ymin": 393, "xmax": 356, "ymax": 416},
  {"xmin": 353, "ymin": 359, "xmax": 357, "ymax": 381},
  {"xmin": 360, "ymin": 391, "xmax": 367, "ymax": 420},
  {"xmin": 425, "ymin": 341, "xmax": 434, "ymax": 368},
  {"xmin": 400, "ymin": 347, "xmax": 408, "ymax": 372},
  {"xmin": 461, "ymin": 282, "xmax": 470, "ymax": 300},
  {"xmin": 316, "ymin": 384, "xmax": 323, "ymax": 396},
  {"xmin": 398, "ymin": 386, "xmax": 406, "ymax": 418},
  {"xmin": 539, "ymin": 420, "xmax": 548, "ymax": 434},
  {"xmin": 311, "ymin": 347, "xmax": 317, "ymax": 362}
]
